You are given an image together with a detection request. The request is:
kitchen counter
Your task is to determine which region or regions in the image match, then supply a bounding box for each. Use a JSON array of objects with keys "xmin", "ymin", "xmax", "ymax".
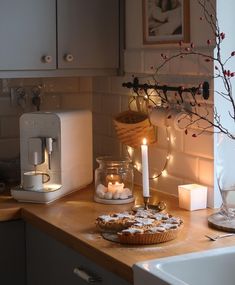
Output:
[{"xmin": 0, "ymin": 184, "xmax": 234, "ymax": 284}]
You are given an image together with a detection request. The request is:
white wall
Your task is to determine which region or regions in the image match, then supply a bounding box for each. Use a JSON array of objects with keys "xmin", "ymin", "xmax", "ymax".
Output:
[{"xmin": 93, "ymin": 0, "xmax": 217, "ymax": 207}]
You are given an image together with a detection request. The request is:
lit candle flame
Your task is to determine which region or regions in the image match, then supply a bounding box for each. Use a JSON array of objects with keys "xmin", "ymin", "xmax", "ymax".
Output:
[{"xmin": 142, "ymin": 138, "xmax": 147, "ymax": 145}]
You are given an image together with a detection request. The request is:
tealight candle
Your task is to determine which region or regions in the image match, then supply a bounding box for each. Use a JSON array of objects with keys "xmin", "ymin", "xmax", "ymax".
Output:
[
  {"xmin": 178, "ymin": 184, "xmax": 207, "ymax": 211},
  {"xmin": 106, "ymin": 174, "xmax": 120, "ymax": 184},
  {"xmin": 141, "ymin": 138, "xmax": 150, "ymax": 197},
  {"xmin": 108, "ymin": 181, "xmax": 124, "ymax": 193}
]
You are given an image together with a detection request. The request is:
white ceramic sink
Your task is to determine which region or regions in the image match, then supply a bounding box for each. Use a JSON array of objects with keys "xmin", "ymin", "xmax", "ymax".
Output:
[{"xmin": 133, "ymin": 246, "xmax": 235, "ymax": 285}]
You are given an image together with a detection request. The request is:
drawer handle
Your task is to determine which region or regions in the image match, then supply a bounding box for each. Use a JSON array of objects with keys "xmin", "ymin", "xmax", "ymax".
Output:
[{"xmin": 73, "ymin": 267, "xmax": 102, "ymax": 283}]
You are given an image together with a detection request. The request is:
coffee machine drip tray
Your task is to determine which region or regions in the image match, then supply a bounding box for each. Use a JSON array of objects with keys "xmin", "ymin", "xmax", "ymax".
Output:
[{"xmin": 11, "ymin": 184, "xmax": 62, "ymax": 204}]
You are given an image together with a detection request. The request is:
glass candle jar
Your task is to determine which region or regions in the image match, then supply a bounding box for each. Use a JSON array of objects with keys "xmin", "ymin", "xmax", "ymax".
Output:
[{"xmin": 94, "ymin": 156, "xmax": 134, "ymax": 204}]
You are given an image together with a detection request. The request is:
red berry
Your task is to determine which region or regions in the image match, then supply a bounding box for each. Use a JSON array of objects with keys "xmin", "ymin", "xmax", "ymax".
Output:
[
  {"xmin": 231, "ymin": 72, "xmax": 235, "ymax": 77},
  {"xmin": 220, "ymin": 32, "xmax": 225, "ymax": 40},
  {"xmin": 231, "ymin": 51, "xmax": 235, "ymax": 56}
]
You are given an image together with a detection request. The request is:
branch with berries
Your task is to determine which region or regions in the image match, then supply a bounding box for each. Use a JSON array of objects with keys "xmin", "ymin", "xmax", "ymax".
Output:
[{"xmin": 144, "ymin": 0, "xmax": 235, "ymax": 138}]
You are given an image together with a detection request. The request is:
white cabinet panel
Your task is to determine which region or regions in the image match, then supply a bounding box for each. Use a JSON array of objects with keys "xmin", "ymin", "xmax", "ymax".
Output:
[
  {"xmin": 57, "ymin": 0, "xmax": 119, "ymax": 69},
  {"xmin": 0, "ymin": 0, "xmax": 56, "ymax": 70}
]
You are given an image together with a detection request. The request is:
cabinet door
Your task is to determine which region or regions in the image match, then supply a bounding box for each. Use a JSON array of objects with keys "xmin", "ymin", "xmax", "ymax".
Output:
[
  {"xmin": 0, "ymin": 0, "xmax": 56, "ymax": 70},
  {"xmin": 0, "ymin": 220, "xmax": 26, "ymax": 285},
  {"xmin": 57, "ymin": 0, "xmax": 119, "ymax": 69},
  {"xmin": 26, "ymin": 223, "xmax": 132, "ymax": 285}
]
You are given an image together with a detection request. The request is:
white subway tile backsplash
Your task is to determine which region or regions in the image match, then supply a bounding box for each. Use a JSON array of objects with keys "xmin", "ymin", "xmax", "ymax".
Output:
[
  {"xmin": 1, "ymin": 79, "xmax": 9, "ymax": 94},
  {"xmin": 198, "ymin": 158, "xmax": 214, "ymax": 186},
  {"xmin": 101, "ymin": 93, "xmax": 121, "ymax": 116},
  {"xmin": 43, "ymin": 77, "xmax": 79, "ymax": 93},
  {"xmin": 167, "ymin": 151, "xmax": 198, "ymax": 181},
  {"xmin": 92, "ymin": 93, "xmax": 102, "ymax": 113},
  {"xmin": 184, "ymin": 129, "xmax": 213, "ymax": 159},
  {"xmin": 169, "ymin": 52, "xmax": 199, "ymax": 75},
  {"xmin": 169, "ymin": 128, "xmax": 184, "ymax": 152},
  {"xmin": 0, "ymin": 138, "xmax": 20, "ymax": 159},
  {"xmin": 93, "ymin": 134, "xmax": 103, "ymax": 158},
  {"xmin": 0, "ymin": 97, "xmax": 22, "ymax": 116},
  {"xmin": 120, "ymin": 94, "xmax": 131, "ymax": 111},
  {"xmin": 124, "ymin": 50, "xmax": 143, "ymax": 74},
  {"xmin": 143, "ymin": 50, "xmax": 170, "ymax": 74},
  {"xmin": 93, "ymin": 113, "xmax": 111, "ymax": 136},
  {"xmin": 0, "ymin": 116, "xmax": 19, "ymax": 138},
  {"xmin": 151, "ymin": 174, "xmax": 184, "ymax": 196},
  {"xmin": 60, "ymin": 93, "xmax": 92, "ymax": 110},
  {"xmin": 92, "ymin": 77, "xmax": 111, "ymax": 93},
  {"xmin": 41, "ymin": 94, "xmax": 61, "ymax": 110},
  {"xmin": 100, "ymin": 136, "xmax": 120, "ymax": 157},
  {"xmin": 78, "ymin": 77, "xmax": 92, "ymax": 93},
  {"xmin": 148, "ymin": 146, "xmax": 169, "ymax": 171},
  {"xmin": 198, "ymin": 49, "xmax": 214, "ymax": 76},
  {"xmin": 110, "ymin": 76, "xmax": 131, "ymax": 95}
]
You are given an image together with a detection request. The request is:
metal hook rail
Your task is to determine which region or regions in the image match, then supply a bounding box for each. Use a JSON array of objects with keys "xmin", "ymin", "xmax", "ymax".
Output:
[{"xmin": 122, "ymin": 77, "xmax": 210, "ymax": 100}]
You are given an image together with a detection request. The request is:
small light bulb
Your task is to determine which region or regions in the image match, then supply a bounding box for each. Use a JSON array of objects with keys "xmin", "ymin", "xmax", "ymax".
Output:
[
  {"xmin": 127, "ymin": 146, "xmax": 134, "ymax": 156},
  {"xmin": 135, "ymin": 162, "xmax": 141, "ymax": 171},
  {"xmin": 162, "ymin": 170, "xmax": 168, "ymax": 177}
]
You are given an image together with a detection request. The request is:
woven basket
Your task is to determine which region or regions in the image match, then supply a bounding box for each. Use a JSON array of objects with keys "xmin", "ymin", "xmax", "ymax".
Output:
[{"xmin": 113, "ymin": 110, "xmax": 156, "ymax": 148}]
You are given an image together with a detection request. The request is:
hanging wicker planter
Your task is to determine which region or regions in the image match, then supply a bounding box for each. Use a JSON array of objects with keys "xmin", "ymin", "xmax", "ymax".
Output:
[{"xmin": 113, "ymin": 110, "xmax": 156, "ymax": 148}]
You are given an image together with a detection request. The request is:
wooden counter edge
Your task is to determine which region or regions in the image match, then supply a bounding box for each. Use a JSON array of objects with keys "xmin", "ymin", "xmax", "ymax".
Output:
[
  {"xmin": 0, "ymin": 207, "xmax": 22, "ymax": 221},
  {"xmin": 21, "ymin": 208, "xmax": 134, "ymax": 284}
]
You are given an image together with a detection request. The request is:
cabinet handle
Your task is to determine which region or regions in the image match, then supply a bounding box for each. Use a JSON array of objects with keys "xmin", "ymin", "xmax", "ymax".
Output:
[
  {"xmin": 42, "ymin": 55, "xmax": 53, "ymax": 63},
  {"xmin": 73, "ymin": 267, "xmax": 102, "ymax": 283},
  {"xmin": 64, "ymin": 54, "xmax": 74, "ymax": 62}
]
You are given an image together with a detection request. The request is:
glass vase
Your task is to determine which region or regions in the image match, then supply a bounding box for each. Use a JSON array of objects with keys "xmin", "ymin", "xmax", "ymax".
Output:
[{"xmin": 94, "ymin": 156, "xmax": 135, "ymax": 204}]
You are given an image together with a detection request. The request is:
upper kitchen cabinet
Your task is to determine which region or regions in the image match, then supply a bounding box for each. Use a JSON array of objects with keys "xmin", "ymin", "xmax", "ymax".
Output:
[
  {"xmin": 0, "ymin": 0, "xmax": 56, "ymax": 70},
  {"xmin": 57, "ymin": 0, "xmax": 119, "ymax": 70},
  {"xmin": 0, "ymin": 0, "xmax": 120, "ymax": 77}
]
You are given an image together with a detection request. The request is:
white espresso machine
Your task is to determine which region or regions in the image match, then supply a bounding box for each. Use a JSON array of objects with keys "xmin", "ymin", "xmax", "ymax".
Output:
[{"xmin": 11, "ymin": 110, "xmax": 93, "ymax": 203}]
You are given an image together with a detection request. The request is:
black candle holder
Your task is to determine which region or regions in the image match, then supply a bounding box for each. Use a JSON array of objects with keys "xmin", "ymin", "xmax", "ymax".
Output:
[{"xmin": 132, "ymin": 196, "xmax": 166, "ymax": 212}]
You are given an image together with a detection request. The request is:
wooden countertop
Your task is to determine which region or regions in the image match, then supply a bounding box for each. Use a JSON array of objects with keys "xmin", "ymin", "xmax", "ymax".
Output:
[{"xmin": 1, "ymin": 184, "xmax": 235, "ymax": 284}]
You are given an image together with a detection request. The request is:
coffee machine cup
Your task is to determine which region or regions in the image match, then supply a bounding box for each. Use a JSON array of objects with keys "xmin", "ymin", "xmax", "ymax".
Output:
[{"xmin": 23, "ymin": 171, "xmax": 50, "ymax": 191}]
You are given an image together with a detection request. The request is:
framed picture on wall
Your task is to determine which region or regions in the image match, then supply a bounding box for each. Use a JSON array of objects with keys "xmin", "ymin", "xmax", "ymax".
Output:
[{"xmin": 142, "ymin": 0, "xmax": 190, "ymax": 44}]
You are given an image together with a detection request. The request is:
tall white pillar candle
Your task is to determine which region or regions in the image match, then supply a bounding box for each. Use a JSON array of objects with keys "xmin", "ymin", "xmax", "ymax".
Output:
[{"xmin": 141, "ymin": 138, "xmax": 150, "ymax": 197}]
